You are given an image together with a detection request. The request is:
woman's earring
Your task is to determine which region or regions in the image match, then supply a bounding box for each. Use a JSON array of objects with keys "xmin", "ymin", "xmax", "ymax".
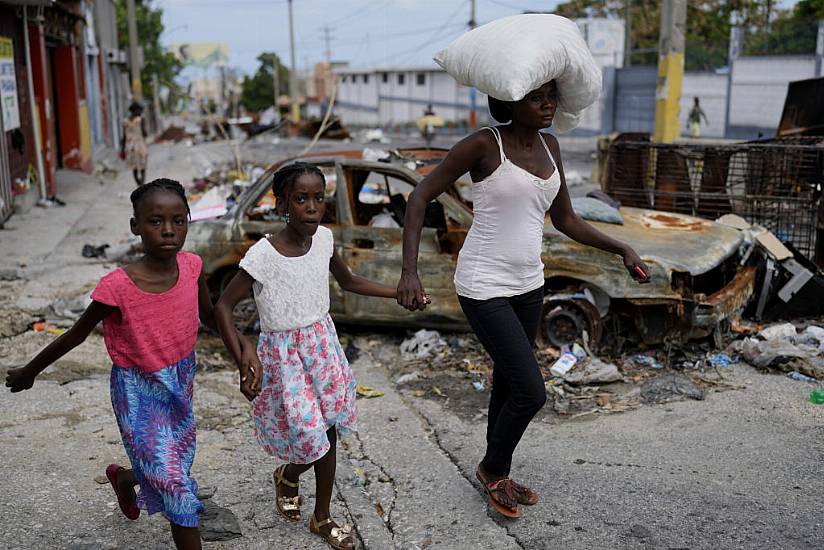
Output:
[{"xmin": 284, "ymin": 212, "xmax": 290, "ymax": 223}]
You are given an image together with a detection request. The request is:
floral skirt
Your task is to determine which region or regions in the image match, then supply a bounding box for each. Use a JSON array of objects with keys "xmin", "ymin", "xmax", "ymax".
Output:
[
  {"xmin": 254, "ymin": 314, "xmax": 357, "ymax": 464},
  {"xmin": 110, "ymin": 352, "xmax": 203, "ymax": 527}
]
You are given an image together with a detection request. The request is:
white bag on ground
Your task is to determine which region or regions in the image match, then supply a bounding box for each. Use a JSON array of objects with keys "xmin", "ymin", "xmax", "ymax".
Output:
[{"xmin": 434, "ymin": 14, "xmax": 602, "ymax": 131}]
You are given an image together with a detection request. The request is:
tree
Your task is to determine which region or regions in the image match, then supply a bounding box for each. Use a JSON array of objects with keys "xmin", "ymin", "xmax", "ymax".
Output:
[
  {"xmin": 554, "ymin": 0, "xmax": 785, "ymax": 70},
  {"xmin": 116, "ymin": 1, "xmax": 182, "ymax": 102},
  {"xmin": 743, "ymin": 0, "xmax": 824, "ymax": 55},
  {"xmin": 239, "ymin": 52, "xmax": 290, "ymax": 113}
]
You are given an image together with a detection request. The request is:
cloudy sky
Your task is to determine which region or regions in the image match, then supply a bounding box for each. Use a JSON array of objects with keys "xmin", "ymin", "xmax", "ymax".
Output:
[{"xmin": 157, "ymin": 0, "xmax": 566, "ymax": 76}]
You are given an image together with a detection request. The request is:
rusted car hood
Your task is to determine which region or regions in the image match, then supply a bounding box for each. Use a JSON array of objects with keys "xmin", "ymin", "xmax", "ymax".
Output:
[{"xmin": 543, "ymin": 207, "xmax": 744, "ymax": 300}]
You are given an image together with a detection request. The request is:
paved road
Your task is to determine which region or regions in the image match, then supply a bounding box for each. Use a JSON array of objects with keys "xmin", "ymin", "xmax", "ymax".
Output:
[{"xmin": 1, "ymin": 139, "xmax": 821, "ymax": 549}]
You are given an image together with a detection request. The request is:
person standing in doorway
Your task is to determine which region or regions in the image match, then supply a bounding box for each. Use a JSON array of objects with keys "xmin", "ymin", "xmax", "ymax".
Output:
[
  {"xmin": 397, "ymin": 81, "xmax": 650, "ymax": 519},
  {"xmin": 121, "ymin": 102, "xmax": 149, "ymax": 186},
  {"xmin": 687, "ymin": 97, "xmax": 709, "ymax": 138}
]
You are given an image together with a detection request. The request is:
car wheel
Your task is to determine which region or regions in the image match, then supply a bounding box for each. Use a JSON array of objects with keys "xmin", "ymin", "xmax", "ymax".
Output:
[{"xmin": 542, "ymin": 300, "xmax": 601, "ymax": 348}]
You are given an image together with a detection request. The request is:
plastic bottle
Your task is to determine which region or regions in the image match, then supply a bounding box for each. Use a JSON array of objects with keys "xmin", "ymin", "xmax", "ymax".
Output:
[
  {"xmin": 787, "ymin": 371, "xmax": 815, "ymax": 382},
  {"xmin": 811, "ymin": 388, "xmax": 824, "ymax": 405}
]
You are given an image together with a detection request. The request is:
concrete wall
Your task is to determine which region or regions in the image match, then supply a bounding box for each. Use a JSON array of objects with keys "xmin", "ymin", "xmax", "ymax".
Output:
[{"xmin": 727, "ymin": 55, "xmax": 818, "ymax": 139}]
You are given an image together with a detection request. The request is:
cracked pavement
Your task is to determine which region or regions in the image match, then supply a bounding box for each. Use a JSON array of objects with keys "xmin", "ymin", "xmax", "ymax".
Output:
[{"xmin": 1, "ymin": 140, "xmax": 822, "ymax": 549}]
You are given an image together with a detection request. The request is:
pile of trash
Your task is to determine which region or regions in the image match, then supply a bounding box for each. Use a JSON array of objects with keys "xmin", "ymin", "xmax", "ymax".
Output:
[
  {"xmin": 732, "ymin": 322, "xmax": 824, "ymax": 381},
  {"xmin": 391, "ymin": 328, "xmax": 733, "ymax": 419},
  {"xmin": 188, "ymin": 162, "xmax": 267, "ymax": 221}
]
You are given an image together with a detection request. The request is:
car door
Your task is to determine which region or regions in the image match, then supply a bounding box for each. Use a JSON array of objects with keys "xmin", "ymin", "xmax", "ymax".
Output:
[{"xmin": 337, "ymin": 161, "xmax": 464, "ymax": 326}]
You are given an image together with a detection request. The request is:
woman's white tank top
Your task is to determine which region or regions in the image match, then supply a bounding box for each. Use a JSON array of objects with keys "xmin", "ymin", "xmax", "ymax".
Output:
[{"xmin": 454, "ymin": 126, "xmax": 562, "ymax": 300}]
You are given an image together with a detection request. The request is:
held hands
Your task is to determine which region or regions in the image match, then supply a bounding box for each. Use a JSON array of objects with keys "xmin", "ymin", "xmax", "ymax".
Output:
[
  {"xmin": 397, "ymin": 270, "xmax": 431, "ymax": 311},
  {"xmin": 238, "ymin": 344, "xmax": 262, "ymax": 402},
  {"xmin": 5, "ymin": 365, "xmax": 37, "ymax": 393},
  {"xmin": 622, "ymin": 247, "xmax": 651, "ymax": 284}
]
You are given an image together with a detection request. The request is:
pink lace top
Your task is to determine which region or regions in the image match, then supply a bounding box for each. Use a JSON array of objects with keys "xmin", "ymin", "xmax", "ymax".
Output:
[{"xmin": 90, "ymin": 252, "xmax": 202, "ymax": 372}]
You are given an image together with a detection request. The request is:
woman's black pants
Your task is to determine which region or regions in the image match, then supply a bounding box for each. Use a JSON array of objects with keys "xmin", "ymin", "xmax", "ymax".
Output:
[{"xmin": 458, "ymin": 287, "xmax": 546, "ymax": 477}]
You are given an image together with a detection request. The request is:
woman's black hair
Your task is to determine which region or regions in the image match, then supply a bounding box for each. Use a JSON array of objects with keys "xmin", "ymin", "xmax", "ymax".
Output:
[
  {"xmin": 271, "ymin": 162, "xmax": 325, "ymax": 200},
  {"xmin": 130, "ymin": 178, "xmax": 190, "ymax": 216},
  {"xmin": 129, "ymin": 102, "xmax": 144, "ymax": 116},
  {"xmin": 488, "ymin": 96, "xmax": 513, "ymax": 124}
]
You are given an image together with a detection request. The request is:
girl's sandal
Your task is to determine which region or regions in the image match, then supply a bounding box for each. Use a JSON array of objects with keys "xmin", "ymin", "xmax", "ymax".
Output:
[
  {"xmin": 105, "ymin": 464, "xmax": 140, "ymax": 520},
  {"xmin": 310, "ymin": 514, "xmax": 356, "ymax": 550},
  {"xmin": 273, "ymin": 464, "xmax": 302, "ymax": 522},
  {"xmin": 475, "ymin": 466, "xmax": 522, "ymax": 519}
]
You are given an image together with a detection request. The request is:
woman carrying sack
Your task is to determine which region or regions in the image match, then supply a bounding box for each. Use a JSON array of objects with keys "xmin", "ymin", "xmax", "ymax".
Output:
[{"xmin": 397, "ymin": 15, "xmax": 651, "ymax": 519}]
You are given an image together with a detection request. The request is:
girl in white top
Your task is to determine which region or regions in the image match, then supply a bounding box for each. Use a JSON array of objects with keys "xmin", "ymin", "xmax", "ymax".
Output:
[
  {"xmin": 215, "ymin": 163, "xmax": 398, "ymax": 550},
  {"xmin": 398, "ymin": 81, "xmax": 650, "ymax": 519}
]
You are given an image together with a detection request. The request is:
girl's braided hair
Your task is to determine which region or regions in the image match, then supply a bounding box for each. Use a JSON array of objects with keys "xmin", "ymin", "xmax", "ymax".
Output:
[
  {"xmin": 130, "ymin": 178, "xmax": 190, "ymax": 216},
  {"xmin": 271, "ymin": 162, "xmax": 325, "ymax": 200}
]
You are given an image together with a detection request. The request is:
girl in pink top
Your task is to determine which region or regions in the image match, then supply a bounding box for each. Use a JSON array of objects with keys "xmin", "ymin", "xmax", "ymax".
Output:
[{"xmin": 5, "ymin": 179, "xmax": 255, "ymax": 550}]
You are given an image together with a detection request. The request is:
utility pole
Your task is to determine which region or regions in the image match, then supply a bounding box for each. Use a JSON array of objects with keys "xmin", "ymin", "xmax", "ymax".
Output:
[
  {"xmin": 322, "ymin": 26, "xmax": 332, "ymax": 64},
  {"xmin": 468, "ymin": 0, "xmax": 477, "ymax": 129},
  {"xmin": 273, "ymin": 54, "xmax": 281, "ymax": 117},
  {"xmin": 653, "ymin": 0, "xmax": 686, "ymax": 143},
  {"xmin": 288, "ymin": 0, "xmax": 300, "ymax": 123},
  {"xmin": 126, "ymin": 0, "xmax": 142, "ymax": 101},
  {"xmin": 624, "ymin": 0, "xmax": 631, "ymax": 67}
]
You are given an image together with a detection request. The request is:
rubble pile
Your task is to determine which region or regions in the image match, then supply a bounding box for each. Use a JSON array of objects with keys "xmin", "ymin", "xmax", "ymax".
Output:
[
  {"xmin": 380, "ymin": 327, "xmax": 754, "ymax": 419},
  {"xmin": 187, "ymin": 162, "xmax": 267, "ymax": 221}
]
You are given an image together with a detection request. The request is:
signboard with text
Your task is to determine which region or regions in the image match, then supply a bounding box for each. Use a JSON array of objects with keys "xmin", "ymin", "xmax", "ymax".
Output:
[{"xmin": 0, "ymin": 37, "xmax": 20, "ymax": 131}]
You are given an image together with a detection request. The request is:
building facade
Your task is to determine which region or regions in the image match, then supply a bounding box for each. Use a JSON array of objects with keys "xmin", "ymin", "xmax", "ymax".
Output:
[{"xmin": 0, "ymin": 0, "xmax": 125, "ymax": 225}]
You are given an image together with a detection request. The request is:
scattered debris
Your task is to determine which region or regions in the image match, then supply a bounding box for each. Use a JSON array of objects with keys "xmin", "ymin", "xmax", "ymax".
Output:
[
  {"xmin": 396, "ymin": 372, "xmax": 421, "ymax": 385},
  {"xmin": 32, "ymin": 322, "xmax": 65, "ymax": 335},
  {"xmin": 571, "ymin": 197, "xmax": 624, "ymax": 225},
  {"xmin": 632, "ymin": 353, "xmax": 664, "ymax": 370},
  {"xmin": 641, "ymin": 374, "xmax": 705, "ymax": 404},
  {"xmin": 811, "ymin": 389, "xmax": 824, "ymax": 404},
  {"xmin": 564, "ymin": 357, "xmax": 623, "ymax": 386},
  {"xmin": 81, "ymin": 243, "xmax": 109, "ymax": 258},
  {"xmin": 155, "ymin": 125, "xmax": 194, "ymax": 143},
  {"xmin": 787, "ymin": 371, "xmax": 817, "ymax": 382},
  {"xmin": 400, "ymin": 329, "xmax": 447, "ymax": 360},
  {"xmin": 356, "ymin": 384, "xmax": 384, "ymax": 398},
  {"xmin": 707, "ymin": 353, "xmax": 735, "ymax": 369},
  {"xmin": 200, "ymin": 501, "xmax": 242, "ymax": 542},
  {"xmin": 549, "ymin": 351, "xmax": 578, "ymax": 378},
  {"xmin": 759, "ymin": 323, "xmax": 798, "ymax": 341}
]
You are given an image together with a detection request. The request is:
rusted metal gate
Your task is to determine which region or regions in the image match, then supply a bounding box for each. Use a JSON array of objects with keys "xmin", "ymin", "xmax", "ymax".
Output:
[{"xmin": 603, "ymin": 138, "xmax": 824, "ymax": 264}]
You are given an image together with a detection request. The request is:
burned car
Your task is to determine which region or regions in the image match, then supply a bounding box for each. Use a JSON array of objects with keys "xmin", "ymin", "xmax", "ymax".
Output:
[{"xmin": 185, "ymin": 148, "xmax": 755, "ymax": 347}]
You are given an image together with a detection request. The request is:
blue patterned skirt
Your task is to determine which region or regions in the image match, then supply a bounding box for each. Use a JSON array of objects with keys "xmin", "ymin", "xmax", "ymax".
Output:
[{"xmin": 110, "ymin": 351, "xmax": 203, "ymax": 527}]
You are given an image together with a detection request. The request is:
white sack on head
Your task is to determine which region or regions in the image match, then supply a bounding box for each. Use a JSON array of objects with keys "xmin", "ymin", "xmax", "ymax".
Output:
[{"xmin": 433, "ymin": 14, "xmax": 602, "ymax": 132}]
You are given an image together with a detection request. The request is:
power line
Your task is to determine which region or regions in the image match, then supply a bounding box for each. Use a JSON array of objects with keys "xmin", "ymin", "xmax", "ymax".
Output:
[
  {"xmin": 316, "ymin": 0, "xmax": 389, "ymax": 30},
  {"xmin": 394, "ymin": 1, "xmax": 468, "ymax": 63}
]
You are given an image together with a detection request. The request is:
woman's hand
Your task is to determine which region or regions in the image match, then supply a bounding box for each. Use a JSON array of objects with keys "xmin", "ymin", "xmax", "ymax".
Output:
[
  {"xmin": 622, "ymin": 247, "xmax": 651, "ymax": 284},
  {"xmin": 397, "ymin": 270, "xmax": 428, "ymax": 311},
  {"xmin": 5, "ymin": 365, "xmax": 37, "ymax": 393}
]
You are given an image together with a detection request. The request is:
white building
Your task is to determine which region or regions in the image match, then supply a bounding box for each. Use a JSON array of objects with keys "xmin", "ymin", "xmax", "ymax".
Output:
[
  {"xmin": 333, "ymin": 18, "xmax": 626, "ymax": 132},
  {"xmin": 334, "ymin": 65, "xmax": 491, "ymax": 128}
]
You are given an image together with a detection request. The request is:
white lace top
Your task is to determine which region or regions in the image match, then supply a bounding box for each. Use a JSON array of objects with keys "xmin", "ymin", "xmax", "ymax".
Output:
[{"xmin": 239, "ymin": 226, "xmax": 333, "ymax": 331}]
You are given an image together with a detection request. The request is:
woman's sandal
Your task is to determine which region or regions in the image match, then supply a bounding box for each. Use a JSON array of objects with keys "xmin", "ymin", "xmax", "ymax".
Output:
[
  {"xmin": 273, "ymin": 464, "xmax": 302, "ymax": 521},
  {"xmin": 510, "ymin": 480, "xmax": 540, "ymax": 506},
  {"xmin": 310, "ymin": 513, "xmax": 356, "ymax": 550},
  {"xmin": 105, "ymin": 464, "xmax": 140, "ymax": 520},
  {"xmin": 475, "ymin": 466, "xmax": 522, "ymax": 518}
]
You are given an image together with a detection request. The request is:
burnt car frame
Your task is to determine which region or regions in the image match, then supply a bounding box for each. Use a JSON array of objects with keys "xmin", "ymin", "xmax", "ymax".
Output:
[{"xmin": 185, "ymin": 148, "xmax": 755, "ymax": 347}]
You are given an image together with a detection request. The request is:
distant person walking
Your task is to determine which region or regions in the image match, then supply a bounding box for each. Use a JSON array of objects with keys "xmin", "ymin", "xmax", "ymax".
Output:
[
  {"xmin": 121, "ymin": 102, "xmax": 149, "ymax": 186},
  {"xmin": 687, "ymin": 97, "xmax": 709, "ymax": 138}
]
